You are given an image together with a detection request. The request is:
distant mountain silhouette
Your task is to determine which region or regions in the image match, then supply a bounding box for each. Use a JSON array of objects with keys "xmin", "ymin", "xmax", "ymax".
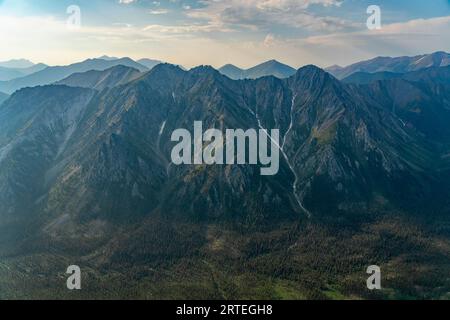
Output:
[
  {"xmin": 219, "ymin": 60, "xmax": 296, "ymax": 79},
  {"xmin": 342, "ymin": 71, "xmax": 404, "ymax": 84},
  {"xmin": 137, "ymin": 58, "xmax": 162, "ymax": 70},
  {"xmin": 218, "ymin": 64, "xmax": 244, "ymax": 79},
  {"xmin": 56, "ymin": 65, "xmax": 142, "ymax": 90},
  {"xmin": 97, "ymin": 55, "xmax": 120, "ymax": 61},
  {"xmin": 343, "ymin": 65, "xmax": 450, "ymax": 85},
  {"xmin": 0, "ymin": 58, "xmax": 147, "ymax": 94},
  {"xmin": 327, "ymin": 51, "xmax": 450, "ymax": 79},
  {"xmin": 0, "ymin": 63, "xmax": 48, "ymax": 81},
  {"xmin": 0, "ymin": 59, "xmax": 35, "ymax": 69}
]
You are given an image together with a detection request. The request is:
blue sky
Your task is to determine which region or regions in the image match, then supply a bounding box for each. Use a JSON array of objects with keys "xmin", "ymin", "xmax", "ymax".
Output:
[{"xmin": 1, "ymin": 0, "xmax": 450, "ymax": 68}]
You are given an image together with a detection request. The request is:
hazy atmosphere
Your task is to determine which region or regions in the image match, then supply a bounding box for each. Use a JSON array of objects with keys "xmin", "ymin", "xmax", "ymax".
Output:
[
  {"xmin": 1, "ymin": 0, "xmax": 450, "ymax": 68},
  {"xmin": 2, "ymin": 0, "xmax": 450, "ymax": 304}
]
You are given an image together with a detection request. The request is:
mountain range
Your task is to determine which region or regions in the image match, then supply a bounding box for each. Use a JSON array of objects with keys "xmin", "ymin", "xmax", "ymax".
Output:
[
  {"xmin": 343, "ymin": 65, "xmax": 450, "ymax": 85},
  {"xmin": 137, "ymin": 58, "xmax": 163, "ymax": 70},
  {"xmin": 0, "ymin": 58, "xmax": 148, "ymax": 94},
  {"xmin": 219, "ymin": 60, "xmax": 297, "ymax": 79},
  {"xmin": 1, "ymin": 53, "xmax": 450, "ymax": 299},
  {"xmin": 97, "ymin": 56, "xmax": 162, "ymax": 70},
  {"xmin": 0, "ymin": 63, "xmax": 48, "ymax": 82},
  {"xmin": 327, "ymin": 51, "xmax": 450, "ymax": 79},
  {"xmin": 2, "ymin": 51, "xmax": 448, "ymax": 94},
  {"xmin": 0, "ymin": 59, "xmax": 36, "ymax": 69},
  {"xmin": 55, "ymin": 65, "xmax": 142, "ymax": 91}
]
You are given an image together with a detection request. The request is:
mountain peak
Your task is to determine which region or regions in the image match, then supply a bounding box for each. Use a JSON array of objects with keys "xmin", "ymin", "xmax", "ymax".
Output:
[
  {"xmin": 296, "ymin": 64, "xmax": 327, "ymax": 75},
  {"xmin": 326, "ymin": 64, "xmax": 343, "ymax": 72},
  {"xmin": 220, "ymin": 64, "xmax": 242, "ymax": 70},
  {"xmin": 56, "ymin": 64, "xmax": 142, "ymax": 90},
  {"xmin": 431, "ymin": 51, "xmax": 448, "ymax": 56},
  {"xmin": 256, "ymin": 59, "xmax": 289, "ymax": 68},
  {"xmin": 327, "ymin": 51, "xmax": 450, "ymax": 79},
  {"xmin": 0, "ymin": 59, "xmax": 35, "ymax": 69},
  {"xmin": 143, "ymin": 63, "xmax": 186, "ymax": 82},
  {"xmin": 292, "ymin": 65, "xmax": 340, "ymax": 88},
  {"xmin": 137, "ymin": 58, "xmax": 162, "ymax": 70},
  {"xmin": 151, "ymin": 63, "xmax": 185, "ymax": 73},
  {"xmin": 263, "ymin": 59, "xmax": 281, "ymax": 65},
  {"xmin": 0, "ymin": 57, "xmax": 149, "ymax": 94},
  {"xmin": 190, "ymin": 65, "xmax": 218, "ymax": 72},
  {"xmin": 218, "ymin": 64, "xmax": 244, "ymax": 79},
  {"xmin": 98, "ymin": 55, "xmax": 119, "ymax": 61},
  {"xmin": 219, "ymin": 59, "xmax": 296, "ymax": 80}
]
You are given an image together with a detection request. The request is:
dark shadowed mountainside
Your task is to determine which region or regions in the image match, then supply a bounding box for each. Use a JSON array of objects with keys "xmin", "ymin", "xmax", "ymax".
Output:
[
  {"xmin": 343, "ymin": 66, "xmax": 450, "ymax": 85},
  {"xmin": 1, "ymin": 62, "xmax": 450, "ymax": 300}
]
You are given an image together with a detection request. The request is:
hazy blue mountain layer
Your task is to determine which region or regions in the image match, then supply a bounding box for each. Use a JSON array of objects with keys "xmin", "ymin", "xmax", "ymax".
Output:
[
  {"xmin": 0, "ymin": 58, "xmax": 148, "ymax": 94},
  {"xmin": 219, "ymin": 60, "xmax": 296, "ymax": 80}
]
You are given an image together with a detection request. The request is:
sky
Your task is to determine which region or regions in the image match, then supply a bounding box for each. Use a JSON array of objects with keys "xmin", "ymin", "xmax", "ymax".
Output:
[{"xmin": 1, "ymin": 0, "xmax": 450, "ymax": 68}]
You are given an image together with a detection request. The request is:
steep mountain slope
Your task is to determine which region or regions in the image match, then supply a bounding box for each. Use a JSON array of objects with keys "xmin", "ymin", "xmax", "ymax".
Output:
[
  {"xmin": 246, "ymin": 60, "xmax": 296, "ymax": 79},
  {"xmin": 343, "ymin": 66, "xmax": 450, "ymax": 85},
  {"xmin": 137, "ymin": 58, "xmax": 162, "ymax": 70},
  {"xmin": 402, "ymin": 66, "xmax": 450, "ymax": 85},
  {"xmin": 219, "ymin": 60, "xmax": 296, "ymax": 80},
  {"xmin": 39, "ymin": 65, "xmax": 298, "ymax": 227},
  {"xmin": 0, "ymin": 85, "xmax": 95, "ymax": 225},
  {"xmin": 342, "ymin": 71, "xmax": 403, "ymax": 84},
  {"xmin": 19, "ymin": 63, "xmax": 48, "ymax": 75},
  {"xmin": 1, "ymin": 63, "xmax": 450, "ymax": 300},
  {"xmin": 0, "ymin": 58, "xmax": 147, "ymax": 94},
  {"xmin": 218, "ymin": 64, "xmax": 244, "ymax": 79},
  {"xmin": 249, "ymin": 66, "xmax": 439, "ymax": 213},
  {"xmin": 56, "ymin": 65, "xmax": 142, "ymax": 90},
  {"xmin": 1, "ymin": 64, "xmax": 448, "ymax": 229},
  {"xmin": 0, "ymin": 91, "xmax": 8, "ymax": 104},
  {"xmin": 328, "ymin": 51, "xmax": 450, "ymax": 79},
  {"xmin": 340, "ymin": 65, "xmax": 450, "ymax": 148},
  {"xmin": 363, "ymin": 79, "xmax": 450, "ymax": 144}
]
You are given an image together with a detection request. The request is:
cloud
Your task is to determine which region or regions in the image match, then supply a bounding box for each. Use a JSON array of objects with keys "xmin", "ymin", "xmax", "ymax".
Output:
[
  {"xmin": 1, "ymin": 7, "xmax": 449, "ymax": 70},
  {"xmin": 263, "ymin": 33, "xmax": 276, "ymax": 47},
  {"xmin": 290, "ymin": 15, "xmax": 450, "ymax": 66},
  {"xmin": 149, "ymin": 9, "xmax": 169, "ymax": 14},
  {"xmin": 185, "ymin": 0, "xmax": 351, "ymax": 33},
  {"xmin": 119, "ymin": 0, "xmax": 136, "ymax": 4},
  {"xmin": 142, "ymin": 23, "xmax": 227, "ymax": 34}
]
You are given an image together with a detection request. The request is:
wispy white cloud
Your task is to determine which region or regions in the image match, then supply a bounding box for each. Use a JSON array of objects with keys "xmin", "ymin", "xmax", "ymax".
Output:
[
  {"xmin": 0, "ymin": 9, "xmax": 449, "ymax": 69},
  {"xmin": 149, "ymin": 9, "xmax": 169, "ymax": 14},
  {"xmin": 286, "ymin": 15, "xmax": 450, "ymax": 66},
  {"xmin": 185, "ymin": 0, "xmax": 352, "ymax": 33}
]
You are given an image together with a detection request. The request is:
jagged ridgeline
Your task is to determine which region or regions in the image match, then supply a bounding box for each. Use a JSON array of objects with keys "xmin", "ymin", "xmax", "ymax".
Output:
[
  {"xmin": 1, "ymin": 63, "xmax": 450, "ymax": 299},
  {"xmin": 1, "ymin": 63, "xmax": 448, "ymax": 224}
]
